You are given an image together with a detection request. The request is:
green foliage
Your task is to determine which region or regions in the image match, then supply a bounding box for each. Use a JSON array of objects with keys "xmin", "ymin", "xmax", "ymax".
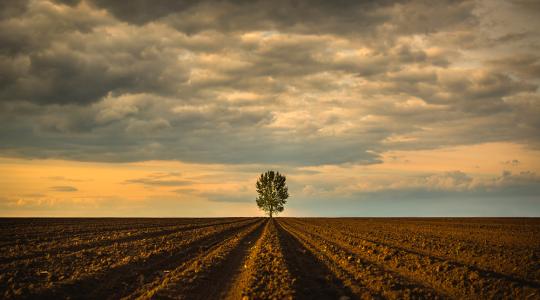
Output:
[{"xmin": 255, "ymin": 170, "xmax": 289, "ymax": 218}]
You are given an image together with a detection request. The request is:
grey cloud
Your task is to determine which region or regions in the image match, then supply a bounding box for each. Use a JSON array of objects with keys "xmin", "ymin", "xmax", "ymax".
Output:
[
  {"xmin": 76, "ymin": 0, "xmax": 477, "ymax": 43},
  {"xmin": 0, "ymin": 0, "xmax": 539, "ymax": 166},
  {"xmin": 488, "ymin": 54, "xmax": 540, "ymax": 79},
  {"xmin": 230, "ymin": 165, "xmax": 321, "ymax": 176},
  {"xmin": 55, "ymin": 0, "xmax": 200, "ymax": 25},
  {"xmin": 0, "ymin": 2, "xmax": 189, "ymax": 105},
  {"xmin": 287, "ymin": 170, "xmax": 540, "ymax": 217},
  {"xmin": 510, "ymin": 0, "xmax": 540, "ymax": 11},
  {"xmin": 81, "ymin": 0, "xmax": 393, "ymax": 33},
  {"xmin": 0, "ymin": 0, "xmax": 28, "ymax": 20},
  {"xmin": 488, "ymin": 170, "xmax": 540, "ymax": 189},
  {"xmin": 50, "ymin": 185, "xmax": 78, "ymax": 192},
  {"xmin": 402, "ymin": 170, "xmax": 540, "ymax": 194}
]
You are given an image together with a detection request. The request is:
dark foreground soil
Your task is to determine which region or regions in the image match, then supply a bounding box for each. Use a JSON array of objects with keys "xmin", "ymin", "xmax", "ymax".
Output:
[{"xmin": 1, "ymin": 217, "xmax": 539, "ymax": 299}]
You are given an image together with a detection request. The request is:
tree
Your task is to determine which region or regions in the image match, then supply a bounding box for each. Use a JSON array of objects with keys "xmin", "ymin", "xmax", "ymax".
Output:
[{"xmin": 255, "ymin": 170, "xmax": 289, "ymax": 218}]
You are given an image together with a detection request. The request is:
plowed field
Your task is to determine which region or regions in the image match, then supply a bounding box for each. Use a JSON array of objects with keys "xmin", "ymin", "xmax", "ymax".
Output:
[{"xmin": 1, "ymin": 218, "xmax": 539, "ymax": 299}]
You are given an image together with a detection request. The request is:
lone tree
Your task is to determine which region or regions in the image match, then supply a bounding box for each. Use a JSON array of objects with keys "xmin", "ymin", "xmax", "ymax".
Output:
[{"xmin": 255, "ymin": 170, "xmax": 289, "ymax": 218}]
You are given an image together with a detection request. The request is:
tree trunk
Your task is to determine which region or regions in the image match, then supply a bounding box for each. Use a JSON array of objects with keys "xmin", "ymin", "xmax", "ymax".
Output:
[{"xmin": 269, "ymin": 210, "xmax": 273, "ymax": 218}]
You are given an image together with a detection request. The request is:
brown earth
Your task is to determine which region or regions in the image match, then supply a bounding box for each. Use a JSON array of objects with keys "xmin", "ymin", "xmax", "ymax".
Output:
[{"xmin": 1, "ymin": 217, "xmax": 539, "ymax": 299}]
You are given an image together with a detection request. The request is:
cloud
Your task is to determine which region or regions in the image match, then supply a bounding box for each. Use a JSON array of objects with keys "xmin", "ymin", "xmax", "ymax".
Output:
[
  {"xmin": 502, "ymin": 159, "xmax": 520, "ymax": 166},
  {"xmin": 124, "ymin": 172, "xmax": 192, "ymax": 187},
  {"xmin": 384, "ymin": 170, "xmax": 539, "ymax": 194},
  {"xmin": 46, "ymin": 176, "xmax": 88, "ymax": 182},
  {"xmin": 0, "ymin": 0, "xmax": 538, "ymax": 167},
  {"xmin": 202, "ymin": 193, "xmax": 253, "ymax": 203},
  {"xmin": 291, "ymin": 168, "xmax": 540, "ymax": 201},
  {"xmin": 125, "ymin": 178, "xmax": 191, "ymax": 187},
  {"xmin": 125, "ymin": 179, "xmax": 191, "ymax": 186},
  {"xmin": 50, "ymin": 185, "xmax": 78, "ymax": 192},
  {"xmin": 0, "ymin": 1, "xmax": 189, "ymax": 105},
  {"xmin": 280, "ymin": 167, "xmax": 540, "ymax": 217}
]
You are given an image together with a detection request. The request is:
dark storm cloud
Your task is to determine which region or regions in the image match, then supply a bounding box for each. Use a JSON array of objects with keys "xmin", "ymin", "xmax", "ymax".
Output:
[
  {"xmin": 54, "ymin": 0, "xmax": 199, "ymax": 25},
  {"xmin": 0, "ymin": 1, "xmax": 189, "ymax": 105},
  {"xmin": 0, "ymin": 0, "xmax": 29, "ymax": 20},
  {"xmin": 0, "ymin": 0, "xmax": 539, "ymax": 165},
  {"xmin": 71, "ymin": 0, "xmax": 477, "ymax": 42},
  {"xmin": 57, "ymin": 0, "xmax": 394, "ymax": 32}
]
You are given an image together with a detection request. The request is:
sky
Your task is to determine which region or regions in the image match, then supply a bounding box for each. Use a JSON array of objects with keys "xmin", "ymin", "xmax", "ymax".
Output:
[{"xmin": 0, "ymin": 0, "xmax": 539, "ymax": 217}]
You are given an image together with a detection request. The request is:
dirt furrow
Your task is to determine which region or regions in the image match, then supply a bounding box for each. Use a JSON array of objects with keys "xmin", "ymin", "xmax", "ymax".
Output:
[
  {"xmin": 279, "ymin": 221, "xmax": 385, "ymax": 299},
  {"xmin": 136, "ymin": 220, "xmax": 266, "ymax": 300},
  {"xmin": 0, "ymin": 218, "xmax": 194, "ymax": 243},
  {"xmin": 224, "ymin": 219, "xmax": 295, "ymax": 299},
  {"xmin": 2, "ymin": 219, "xmax": 260, "ymax": 299},
  {"xmin": 301, "ymin": 218, "xmax": 540, "ymax": 280},
  {"xmin": 2, "ymin": 218, "xmax": 538, "ymax": 299},
  {"xmin": 320, "ymin": 222, "xmax": 540, "ymax": 284},
  {"xmin": 282, "ymin": 219, "xmax": 445, "ymax": 299},
  {"xmin": 275, "ymin": 220, "xmax": 359, "ymax": 300},
  {"xmin": 288, "ymin": 219, "xmax": 540, "ymax": 299},
  {"xmin": 0, "ymin": 218, "xmax": 249, "ymax": 263}
]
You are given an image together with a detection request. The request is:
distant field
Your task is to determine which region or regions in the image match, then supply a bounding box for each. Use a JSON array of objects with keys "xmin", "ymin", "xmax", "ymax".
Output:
[{"xmin": 1, "ymin": 217, "xmax": 539, "ymax": 299}]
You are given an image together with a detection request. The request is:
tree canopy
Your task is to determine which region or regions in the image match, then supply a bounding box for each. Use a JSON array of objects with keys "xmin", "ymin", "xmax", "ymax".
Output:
[{"xmin": 255, "ymin": 170, "xmax": 289, "ymax": 218}]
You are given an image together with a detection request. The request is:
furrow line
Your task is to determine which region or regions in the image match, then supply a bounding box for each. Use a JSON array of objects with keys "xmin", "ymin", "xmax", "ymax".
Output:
[
  {"xmin": 282, "ymin": 219, "xmax": 446, "ymax": 299},
  {"xmin": 227, "ymin": 219, "xmax": 295, "ymax": 300},
  {"xmin": 0, "ymin": 219, "xmax": 196, "ymax": 243},
  {"xmin": 0, "ymin": 219, "xmax": 223, "ymax": 249},
  {"xmin": 288, "ymin": 219, "xmax": 540, "ymax": 299},
  {"xmin": 3, "ymin": 218, "xmax": 260, "ymax": 299},
  {"xmin": 275, "ymin": 219, "xmax": 360, "ymax": 300},
  {"xmin": 300, "ymin": 218, "xmax": 538, "ymax": 280},
  {"xmin": 0, "ymin": 218, "xmax": 252, "ymax": 263},
  {"xmin": 135, "ymin": 219, "xmax": 266, "ymax": 300},
  {"xmin": 279, "ymin": 220, "xmax": 385, "ymax": 299}
]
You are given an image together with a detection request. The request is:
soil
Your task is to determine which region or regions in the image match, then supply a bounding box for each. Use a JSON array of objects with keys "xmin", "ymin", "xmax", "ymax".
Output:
[{"xmin": 1, "ymin": 217, "xmax": 539, "ymax": 299}]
